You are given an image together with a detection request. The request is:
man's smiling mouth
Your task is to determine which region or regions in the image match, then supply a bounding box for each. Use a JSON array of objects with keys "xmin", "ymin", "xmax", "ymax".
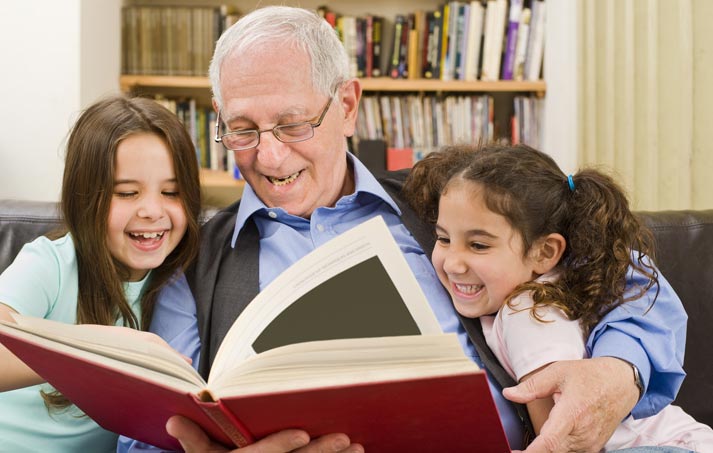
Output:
[{"xmin": 267, "ymin": 170, "xmax": 301, "ymax": 186}]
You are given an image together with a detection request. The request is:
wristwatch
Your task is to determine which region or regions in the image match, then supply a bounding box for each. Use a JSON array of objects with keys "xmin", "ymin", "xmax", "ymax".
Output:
[{"xmin": 629, "ymin": 362, "xmax": 644, "ymax": 400}]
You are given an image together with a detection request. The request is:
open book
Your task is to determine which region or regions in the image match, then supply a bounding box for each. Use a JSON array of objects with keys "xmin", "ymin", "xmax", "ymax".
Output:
[{"xmin": 0, "ymin": 216, "xmax": 510, "ymax": 451}]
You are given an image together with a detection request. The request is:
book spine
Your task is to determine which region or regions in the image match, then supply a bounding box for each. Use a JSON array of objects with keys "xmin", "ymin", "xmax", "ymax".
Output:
[
  {"xmin": 512, "ymin": 7, "xmax": 531, "ymax": 81},
  {"xmin": 389, "ymin": 15, "xmax": 405, "ymax": 78},
  {"xmin": 439, "ymin": 3, "xmax": 450, "ymax": 80},
  {"xmin": 193, "ymin": 394, "xmax": 253, "ymax": 448},
  {"xmin": 525, "ymin": 1, "xmax": 546, "ymax": 81},
  {"xmin": 372, "ymin": 16, "xmax": 384, "ymax": 77},
  {"xmin": 501, "ymin": 0, "xmax": 523, "ymax": 80},
  {"xmin": 365, "ymin": 15, "xmax": 374, "ymax": 77},
  {"xmin": 463, "ymin": 1, "xmax": 484, "ymax": 81}
]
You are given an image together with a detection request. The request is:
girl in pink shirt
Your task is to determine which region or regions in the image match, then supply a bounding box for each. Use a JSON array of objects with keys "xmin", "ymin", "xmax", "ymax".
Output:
[{"xmin": 403, "ymin": 143, "xmax": 713, "ymax": 451}]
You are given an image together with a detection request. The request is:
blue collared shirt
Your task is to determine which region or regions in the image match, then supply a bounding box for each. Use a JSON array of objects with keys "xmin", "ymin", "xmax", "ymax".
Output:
[{"xmin": 118, "ymin": 154, "xmax": 686, "ymax": 452}]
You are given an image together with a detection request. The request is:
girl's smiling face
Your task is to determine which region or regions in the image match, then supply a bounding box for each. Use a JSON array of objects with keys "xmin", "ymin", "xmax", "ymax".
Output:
[
  {"xmin": 431, "ymin": 180, "xmax": 540, "ymax": 318},
  {"xmin": 106, "ymin": 132, "xmax": 188, "ymax": 281}
]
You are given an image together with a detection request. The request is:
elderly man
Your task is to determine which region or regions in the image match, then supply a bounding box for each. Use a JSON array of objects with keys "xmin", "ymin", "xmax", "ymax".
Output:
[{"xmin": 120, "ymin": 6, "xmax": 687, "ymax": 453}]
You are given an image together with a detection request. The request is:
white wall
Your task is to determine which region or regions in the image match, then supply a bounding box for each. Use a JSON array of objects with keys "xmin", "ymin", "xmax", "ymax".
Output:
[{"xmin": 0, "ymin": 0, "xmax": 121, "ymax": 202}]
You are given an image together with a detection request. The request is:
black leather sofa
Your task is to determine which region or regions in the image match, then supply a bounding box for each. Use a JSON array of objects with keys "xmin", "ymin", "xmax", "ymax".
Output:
[{"xmin": 0, "ymin": 199, "xmax": 711, "ymax": 429}]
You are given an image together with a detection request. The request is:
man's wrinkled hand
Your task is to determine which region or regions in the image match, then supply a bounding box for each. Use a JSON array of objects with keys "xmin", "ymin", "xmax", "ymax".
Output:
[{"xmin": 504, "ymin": 357, "xmax": 638, "ymax": 453}]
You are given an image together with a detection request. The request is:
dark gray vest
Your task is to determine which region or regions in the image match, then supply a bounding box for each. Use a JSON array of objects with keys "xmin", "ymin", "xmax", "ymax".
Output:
[{"xmin": 185, "ymin": 170, "xmax": 534, "ymax": 442}]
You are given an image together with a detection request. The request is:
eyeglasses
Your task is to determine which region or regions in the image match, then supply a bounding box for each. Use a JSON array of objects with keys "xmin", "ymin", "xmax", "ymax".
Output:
[{"xmin": 214, "ymin": 97, "xmax": 333, "ymax": 151}]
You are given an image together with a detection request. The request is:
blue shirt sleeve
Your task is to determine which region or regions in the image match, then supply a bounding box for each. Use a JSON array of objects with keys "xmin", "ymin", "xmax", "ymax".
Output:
[
  {"xmin": 118, "ymin": 273, "xmax": 201, "ymax": 453},
  {"xmin": 587, "ymin": 262, "xmax": 687, "ymax": 419}
]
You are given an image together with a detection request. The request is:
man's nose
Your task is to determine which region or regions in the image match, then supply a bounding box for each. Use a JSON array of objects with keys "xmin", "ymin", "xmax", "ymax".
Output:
[{"xmin": 256, "ymin": 132, "xmax": 291, "ymax": 169}]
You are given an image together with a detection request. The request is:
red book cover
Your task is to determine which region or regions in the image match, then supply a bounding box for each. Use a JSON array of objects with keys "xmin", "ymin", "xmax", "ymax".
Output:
[{"xmin": 0, "ymin": 328, "xmax": 510, "ymax": 452}]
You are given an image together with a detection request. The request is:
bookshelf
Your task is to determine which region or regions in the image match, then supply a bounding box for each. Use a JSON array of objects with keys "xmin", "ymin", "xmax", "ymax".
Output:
[{"xmin": 120, "ymin": 1, "xmax": 553, "ymax": 206}]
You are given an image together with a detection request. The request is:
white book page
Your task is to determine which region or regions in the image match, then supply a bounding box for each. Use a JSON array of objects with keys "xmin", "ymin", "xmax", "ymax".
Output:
[
  {"xmin": 210, "ymin": 334, "xmax": 478, "ymax": 398},
  {"xmin": 4, "ymin": 314, "xmax": 204, "ymax": 386},
  {"xmin": 209, "ymin": 216, "xmax": 442, "ymax": 383}
]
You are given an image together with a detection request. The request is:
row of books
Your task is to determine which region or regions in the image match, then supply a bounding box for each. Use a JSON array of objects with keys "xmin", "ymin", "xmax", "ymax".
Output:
[
  {"xmin": 354, "ymin": 93, "xmax": 543, "ymax": 154},
  {"xmin": 152, "ymin": 97, "xmax": 237, "ymax": 176},
  {"xmin": 121, "ymin": 1, "xmax": 544, "ymax": 82},
  {"xmin": 121, "ymin": 5, "xmax": 240, "ymax": 76},
  {"xmin": 324, "ymin": 0, "xmax": 546, "ymax": 81}
]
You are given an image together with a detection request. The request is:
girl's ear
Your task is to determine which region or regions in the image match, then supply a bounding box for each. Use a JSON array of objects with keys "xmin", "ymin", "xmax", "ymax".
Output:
[{"xmin": 532, "ymin": 233, "xmax": 566, "ymax": 275}]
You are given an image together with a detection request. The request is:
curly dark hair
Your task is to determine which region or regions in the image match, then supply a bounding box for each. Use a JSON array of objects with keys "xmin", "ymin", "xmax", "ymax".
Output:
[{"xmin": 403, "ymin": 143, "xmax": 659, "ymax": 334}]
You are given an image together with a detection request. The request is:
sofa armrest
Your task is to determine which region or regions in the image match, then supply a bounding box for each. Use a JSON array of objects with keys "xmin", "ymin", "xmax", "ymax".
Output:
[{"xmin": 637, "ymin": 209, "xmax": 713, "ymax": 428}]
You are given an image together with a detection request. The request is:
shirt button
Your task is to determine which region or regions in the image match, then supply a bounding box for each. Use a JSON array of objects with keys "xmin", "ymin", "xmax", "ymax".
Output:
[
  {"xmin": 316, "ymin": 224, "xmax": 325, "ymax": 232},
  {"xmin": 268, "ymin": 211, "xmax": 277, "ymax": 219}
]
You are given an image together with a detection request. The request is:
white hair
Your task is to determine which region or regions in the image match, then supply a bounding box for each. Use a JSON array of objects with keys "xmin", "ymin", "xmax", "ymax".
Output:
[{"xmin": 209, "ymin": 6, "xmax": 349, "ymax": 110}]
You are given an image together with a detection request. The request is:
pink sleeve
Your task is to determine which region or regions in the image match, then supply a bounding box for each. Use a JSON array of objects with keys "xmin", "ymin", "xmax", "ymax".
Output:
[{"xmin": 499, "ymin": 293, "xmax": 587, "ymax": 381}]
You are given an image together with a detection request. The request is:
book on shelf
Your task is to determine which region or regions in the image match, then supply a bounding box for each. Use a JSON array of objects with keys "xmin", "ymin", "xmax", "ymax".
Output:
[
  {"xmin": 389, "ymin": 14, "xmax": 406, "ymax": 78},
  {"xmin": 512, "ymin": 6, "xmax": 531, "ymax": 81},
  {"xmin": 397, "ymin": 14, "xmax": 414, "ymax": 78},
  {"xmin": 524, "ymin": 0, "xmax": 546, "ymax": 81},
  {"xmin": 438, "ymin": 2, "xmax": 452, "ymax": 80},
  {"xmin": 0, "ymin": 216, "xmax": 510, "ymax": 452},
  {"xmin": 463, "ymin": 0, "xmax": 485, "ymax": 81},
  {"xmin": 501, "ymin": 0, "xmax": 524, "ymax": 80},
  {"xmin": 371, "ymin": 15, "xmax": 385, "ymax": 77},
  {"xmin": 410, "ymin": 10, "xmax": 427, "ymax": 80},
  {"xmin": 386, "ymin": 147, "xmax": 414, "ymax": 170},
  {"xmin": 480, "ymin": 0, "xmax": 508, "ymax": 81},
  {"xmin": 422, "ymin": 9, "xmax": 443, "ymax": 79}
]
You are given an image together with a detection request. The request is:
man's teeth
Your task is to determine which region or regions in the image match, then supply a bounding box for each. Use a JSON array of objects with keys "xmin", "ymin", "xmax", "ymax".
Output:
[
  {"xmin": 268, "ymin": 171, "xmax": 300, "ymax": 186},
  {"xmin": 130, "ymin": 232, "xmax": 164, "ymax": 239},
  {"xmin": 455, "ymin": 283, "xmax": 483, "ymax": 294}
]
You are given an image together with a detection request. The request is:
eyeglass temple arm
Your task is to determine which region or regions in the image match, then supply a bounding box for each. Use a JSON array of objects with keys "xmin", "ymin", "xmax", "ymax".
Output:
[{"xmin": 214, "ymin": 112, "xmax": 222, "ymax": 143}]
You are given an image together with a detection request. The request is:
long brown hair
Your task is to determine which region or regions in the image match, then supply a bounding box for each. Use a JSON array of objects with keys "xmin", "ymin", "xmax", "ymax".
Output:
[
  {"xmin": 44, "ymin": 95, "xmax": 201, "ymax": 408},
  {"xmin": 404, "ymin": 143, "xmax": 658, "ymax": 335}
]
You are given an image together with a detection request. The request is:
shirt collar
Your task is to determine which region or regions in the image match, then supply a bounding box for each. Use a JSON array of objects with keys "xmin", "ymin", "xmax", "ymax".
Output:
[{"xmin": 231, "ymin": 152, "xmax": 401, "ymax": 247}]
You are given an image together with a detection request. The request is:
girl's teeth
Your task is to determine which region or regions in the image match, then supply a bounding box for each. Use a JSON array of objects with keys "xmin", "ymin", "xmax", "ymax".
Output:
[
  {"xmin": 130, "ymin": 232, "xmax": 164, "ymax": 239},
  {"xmin": 455, "ymin": 283, "xmax": 482, "ymax": 294}
]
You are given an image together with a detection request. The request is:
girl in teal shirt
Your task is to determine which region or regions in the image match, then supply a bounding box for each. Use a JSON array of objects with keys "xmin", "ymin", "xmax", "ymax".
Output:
[{"xmin": 0, "ymin": 95, "xmax": 201, "ymax": 452}]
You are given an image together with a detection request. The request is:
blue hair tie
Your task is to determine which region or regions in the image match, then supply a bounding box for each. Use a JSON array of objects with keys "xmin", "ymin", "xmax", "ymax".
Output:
[{"xmin": 567, "ymin": 175, "xmax": 576, "ymax": 192}]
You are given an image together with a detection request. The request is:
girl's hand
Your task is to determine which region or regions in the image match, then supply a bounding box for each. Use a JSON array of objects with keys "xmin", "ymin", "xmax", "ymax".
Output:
[
  {"xmin": 166, "ymin": 415, "xmax": 364, "ymax": 453},
  {"xmin": 0, "ymin": 303, "xmax": 44, "ymax": 391}
]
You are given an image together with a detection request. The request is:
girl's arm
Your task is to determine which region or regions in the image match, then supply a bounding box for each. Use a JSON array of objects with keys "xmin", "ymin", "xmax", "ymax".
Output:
[
  {"xmin": 519, "ymin": 364, "xmax": 555, "ymax": 435},
  {"xmin": 0, "ymin": 303, "xmax": 44, "ymax": 391}
]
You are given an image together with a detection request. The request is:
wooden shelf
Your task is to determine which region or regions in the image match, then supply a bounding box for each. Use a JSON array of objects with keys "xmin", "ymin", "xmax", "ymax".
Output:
[
  {"xmin": 200, "ymin": 168, "xmax": 244, "ymax": 188},
  {"xmin": 120, "ymin": 75, "xmax": 546, "ymax": 94},
  {"xmin": 199, "ymin": 168, "xmax": 245, "ymax": 207}
]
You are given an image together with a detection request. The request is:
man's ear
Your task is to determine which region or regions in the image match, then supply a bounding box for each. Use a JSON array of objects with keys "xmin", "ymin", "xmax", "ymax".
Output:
[
  {"xmin": 339, "ymin": 78, "xmax": 362, "ymax": 137},
  {"xmin": 212, "ymin": 98, "xmax": 219, "ymax": 114},
  {"xmin": 532, "ymin": 233, "xmax": 566, "ymax": 275}
]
